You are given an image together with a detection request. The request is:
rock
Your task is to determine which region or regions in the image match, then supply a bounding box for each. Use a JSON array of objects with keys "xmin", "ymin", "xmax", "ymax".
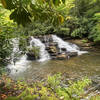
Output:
[
  {"xmin": 50, "ymin": 53, "xmax": 58, "ymax": 56},
  {"xmin": 48, "ymin": 46, "xmax": 58, "ymax": 54},
  {"xmin": 26, "ymin": 52, "xmax": 39, "ymax": 60},
  {"xmin": 56, "ymin": 53, "xmax": 67, "ymax": 60},
  {"xmin": 67, "ymin": 52, "xmax": 78, "ymax": 57},
  {"xmin": 26, "ymin": 52, "xmax": 36, "ymax": 60},
  {"xmin": 61, "ymin": 48, "xmax": 66, "ymax": 52},
  {"xmin": 51, "ymin": 56, "xmax": 57, "ymax": 59},
  {"xmin": 49, "ymin": 42, "xmax": 58, "ymax": 47},
  {"xmin": 49, "ymin": 36, "xmax": 53, "ymax": 42}
]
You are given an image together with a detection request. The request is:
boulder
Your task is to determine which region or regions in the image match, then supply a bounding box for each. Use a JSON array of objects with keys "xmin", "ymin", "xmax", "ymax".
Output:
[
  {"xmin": 67, "ymin": 52, "xmax": 78, "ymax": 57},
  {"xmin": 48, "ymin": 46, "xmax": 58, "ymax": 54},
  {"xmin": 61, "ymin": 48, "xmax": 66, "ymax": 52},
  {"xmin": 49, "ymin": 42, "xmax": 58, "ymax": 47},
  {"xmin": 49, "ymin": 36, "xmax": 53, "ymax": 42},
  {"xmin": 56, "ymin": 53, "xmax": 67, "ymax": 60},
  {"xmin": 50, "ymin": 53, "xmax": 58, "ymax": 56},
  {"xmin": 26, "ymin": 52, "xmax": 36, "ymax": 60},
  {"xmin": 51, "ymin": 56, "xmax": 57, "ymax": 59}
]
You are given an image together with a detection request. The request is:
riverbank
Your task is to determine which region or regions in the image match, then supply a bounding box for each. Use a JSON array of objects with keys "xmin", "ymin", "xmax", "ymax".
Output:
[{"xmin": 0, "ymin": 74, "xmax": 100, "ymax": 100}]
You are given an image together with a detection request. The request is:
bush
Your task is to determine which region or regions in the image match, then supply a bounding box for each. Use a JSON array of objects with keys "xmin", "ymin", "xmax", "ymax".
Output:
[
  {"xmin": 27, "ymin": 47, "xmax": 40, "ymax": 60},
  {"xmin": 0, "ymin": 4, "xmax": 17, "ymax": 64},
  {"xmin": 3, "ymin": 74, "xmax": 95, "ymax": 100},
  {"xmin": 88, "ymin": 13, "xmax": 100, "ymax": 42}
]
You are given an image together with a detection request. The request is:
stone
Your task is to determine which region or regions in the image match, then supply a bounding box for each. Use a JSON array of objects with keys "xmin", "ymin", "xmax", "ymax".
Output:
[
  {"xmin": 50, "ymin": 53, "xmax": 58, "ymax": 56},
  {"xmin": 48, "ymin": 46, "xmax": 58, "ymax": 53},
  {"xmin": 26, "ymin": 52, "xmax": 39, "ymax": 60},
  {"xmin": 51, "ymin": 56, "xmax": 57, "ymax": 59},
  {"xmin": 49, "ymin": 42, "xmax": 58, "ymax": 47},
  {"xmin": 49, "ymin": 36, "xmax": 53, "ymax": 42},
  {"xmin": 56, "ymin": 53, "xmax": 67, "ymax": 60},
  {"xmin": 67, "ymin": 52, "xmax": 78, "ymax": 57},
  {"xmin": 61, "ymin": 48, "xmax": 66, "ymax": 52},
  {"xmin": 26, "ymin": 52, "xmax": 36, "ymax": 60}
]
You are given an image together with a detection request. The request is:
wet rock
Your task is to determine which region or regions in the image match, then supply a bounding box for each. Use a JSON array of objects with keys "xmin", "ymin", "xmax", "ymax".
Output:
[
  {"xmin": 51, "ymin": 56, "xmax": 57, "ymax": 59},
  {"xmin": 67, "ymin": 52, "xmax": 78, "ymax": 57},
  {"xmin": 26, "ymin": 52, "xmax": 36, "ymax": 60},
  {"xmin": 48, "ymin": 46, "xmax": 58, "ymax": 54},
  {"xmin": 49, "ymin": 36, "xmax": 53, "ymax": 42},
  {"xmin": 50, "ymin": 53, "xmax": 58, "ymax": 56},
  {"xmin": 56, "ymin": 53, "xmax": 67, "ymax": 60},
  {"xmin": 49, "ymin": 42, "xmax": 58, "ymax": 47},
  {"xmin": 45, "ymin": 46, "xmax": 50, "ymax": 50},
  {"xmin": 61, "ymin": 48, "xmax": 66, "ymax": 52},
  {"xmin": 26, "ymin": 51, "xmax": 39, "ymax": 60}
]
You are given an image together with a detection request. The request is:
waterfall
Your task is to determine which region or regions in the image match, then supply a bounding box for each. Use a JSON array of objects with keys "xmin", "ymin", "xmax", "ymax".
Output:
[
  {"xmin": 7, "ymin": 39, "xmax": 30, "ymax": 74},
  {"xmin": 29, "ymin": 37, "xmax": 50, "ymax": 62},
  {"xmin": 52, "ymin": 35, "xmax": 88, "ymax": 55},
  {"xmin": 11, "ymin": 38, "xmax": 20, "ymax": 59}
]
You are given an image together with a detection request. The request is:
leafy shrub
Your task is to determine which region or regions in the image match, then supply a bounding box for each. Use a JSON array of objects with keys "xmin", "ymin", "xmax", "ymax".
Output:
[
  {"xmin": 90, "ymin": 95, "xmax": 100, "ymax": 100},
  {"xmin": 0, "ymin": 4, "xmax": 17, "ymax": 64},
  {"xmin": 68, "ymin": 17, "xmax": 90, "ymax": 38},
  {"xmin": 27, "ymin": 47, "xmax": 40, "ymax": 59},
  {"xmin": 2, "ymin": 74, "xmax": 99, "ymax": 100},
  {"xmin": 89, "ymin": 13, "xmax": 100, "ymax": 42}
]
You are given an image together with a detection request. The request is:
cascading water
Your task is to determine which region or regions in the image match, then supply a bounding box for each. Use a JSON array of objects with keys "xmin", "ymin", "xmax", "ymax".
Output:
[
  {"xmin": 11, "ymin": 38, "xmax": 20, "ymax": 59},
  {"xmin": 30, "ymin": 37, "xmax": 50, "ymax": 62},
  {"xmin": 8, "ymin": 37, "xmax": 50, "ymax": 75},
  {"xmin": 7, "ymin": 39, "xmax": 30, "ymax": 75},
  {"xmin": 52, "ymin": 35, "xmax": 88, "ymax": 55},
  {"xmin": 8, "ymin": 35, "xmax": 87, "ymax": 75}
]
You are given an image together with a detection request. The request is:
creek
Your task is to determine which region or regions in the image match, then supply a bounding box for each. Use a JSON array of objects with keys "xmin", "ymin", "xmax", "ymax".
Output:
[{"xmin": 7, "ymin": 35, "xmax": 100, "ymax": 98}]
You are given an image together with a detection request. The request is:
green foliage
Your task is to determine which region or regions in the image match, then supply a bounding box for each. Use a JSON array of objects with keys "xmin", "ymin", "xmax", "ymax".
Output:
[
  {"xmin": 90, "ymin": 95, "xmax": 100, "ymax": 100},
  {"xmin": 47, "ymin": 73, "xmax": 61, "ymax": 89},
  {"xmin": 89, "ymin": 13, "xmax": 100, "ymax": 42},
  {"xmin": 48, "ymin": 75, "xmax": 91, "ymax": 100},
  {"xmin": 27, "ymin": 21, "xmax": 54, "ymax": 35},
  {"xmin": 81, "ymin": 39, "xmax": 88, "ymax": 43},
  {"xmin": 27, "ymin": 46, "xmax": 40, "ymax": 59},
  {"xmin": 0, "ymin": 4, "xmax": 14, "ymax": 63},
  {"xmin": 19, "ymin": 36, "xmax": 28, "ymax": 52},
  {"xmin": 1, "ymin": 0, "xmax": 75, "ymax": 26},
  {"xmin": 5, "ymin": 97, "xmax": 19, "ymax": 100},
  {"xmin": 4, "ymin": 74, "xmax": 92, "ymax": 100}
]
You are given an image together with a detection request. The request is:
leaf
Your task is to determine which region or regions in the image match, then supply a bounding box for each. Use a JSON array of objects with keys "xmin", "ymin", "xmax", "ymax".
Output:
[{"xmin": 1, "ymin": 0, "xmax": 7, "ymax": 8}]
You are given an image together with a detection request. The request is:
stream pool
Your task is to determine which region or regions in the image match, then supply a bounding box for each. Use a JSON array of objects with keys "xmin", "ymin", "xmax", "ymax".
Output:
[{"xmin": 9, "ymin": 50, "xmax": 100, "ymax": 83}]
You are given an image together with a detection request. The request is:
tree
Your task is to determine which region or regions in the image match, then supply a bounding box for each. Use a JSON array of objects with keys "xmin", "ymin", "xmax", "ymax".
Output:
[{"xmin": 1, "ymin": 0, "xmax": 75, "ymax": 26}]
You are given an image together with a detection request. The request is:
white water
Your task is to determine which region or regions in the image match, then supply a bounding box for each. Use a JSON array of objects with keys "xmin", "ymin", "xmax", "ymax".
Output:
[
  {"xmin": 8, "ymin": 35, "xmax": 87, "ymax": 75},
  {"xmin": 11, "ymin": 38, "xmax": 20, "ymax": 59},
  {"xmin": 30, "ymin": 37, "xmax": 50, "ymax": 62},
  {"xmin": 52, "ymin": 35, "xmax": 88, "ymax": 55},
  {"xmin": 8, "ymin": 37, "xmax": 50, "ymax": 75},
  {"xmin": 8, "ymin": 39, "xmax": 30, "ymax": 75}
]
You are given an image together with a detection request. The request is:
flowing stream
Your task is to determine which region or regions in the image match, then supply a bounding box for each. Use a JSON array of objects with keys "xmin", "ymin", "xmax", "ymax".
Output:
[
  {"xmin": 7, "ymin": 39, "xmax": 30, "ymax": 75},
  {"xmin": 7, "ymin": 35, "xmax": 100, "ymax": 99},
  {"xmin": 7, "ymin": 36, "xmax": 100, "ymax": 86},
  {"xmin": 8, "ymin": 35, "xmax": 89, "ymax": 76},
  {"xmin": 29, "ymin": 36, "xmax": 50, "ymax": 62},
  {"xmin": 52, "ymin": 35, "xmax": 88, "ymax": 55}
]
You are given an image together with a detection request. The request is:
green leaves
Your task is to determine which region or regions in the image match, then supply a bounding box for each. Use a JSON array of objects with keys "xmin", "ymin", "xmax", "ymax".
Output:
[
  {"xmin": 1, "ymin": 0, "xmax": 74, "ymax": 26},
  {"xmin": 10, "ymin": 8, "xmax": 31, "ymax": 26}
]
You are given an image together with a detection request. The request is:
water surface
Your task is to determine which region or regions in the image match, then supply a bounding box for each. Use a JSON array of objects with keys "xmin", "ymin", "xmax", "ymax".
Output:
[{"xmin": 9, "ymin": 51, "xmax": 100, "ymax": 81}]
